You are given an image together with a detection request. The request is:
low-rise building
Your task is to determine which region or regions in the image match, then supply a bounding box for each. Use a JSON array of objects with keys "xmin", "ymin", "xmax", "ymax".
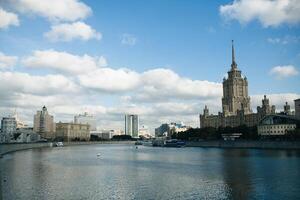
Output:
[
  {"xmin": 90, "ymin": 130, "xmax": 114, "ymax": 140},
  {"xmin": 257, "ymin": 115, "xmax": 299, "ymax": 136},
  {"xmin": 56, "ymin": 122, "xmax": 90, "ymax": 142},
  {"xmin": 74, "ymin": 112, "xmax": 97, "ymax": 131},
  {"xmin": 14, "ymin": 128, "xmax": 41, "ymax": 143},
  {"xmin": 155, "ymin": 122, "xmax": 191, "ymax": 137}
]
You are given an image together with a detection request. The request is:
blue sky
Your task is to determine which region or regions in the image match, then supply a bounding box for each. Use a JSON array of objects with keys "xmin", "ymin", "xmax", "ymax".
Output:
[{"xmin": 0, "ymin": 0, "xmax": 299, "ymax": 132}]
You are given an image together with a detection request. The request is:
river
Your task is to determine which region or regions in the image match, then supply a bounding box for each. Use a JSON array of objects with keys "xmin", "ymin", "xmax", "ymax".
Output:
[{"xmin": 1, "ymin": 144, "xmax": 300, "ymax": 199}]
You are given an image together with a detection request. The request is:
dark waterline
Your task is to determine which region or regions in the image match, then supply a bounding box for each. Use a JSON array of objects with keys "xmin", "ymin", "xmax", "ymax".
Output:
[{"xmin": 1, "ymin": 144, "xmax": 300, "ymax": 200}]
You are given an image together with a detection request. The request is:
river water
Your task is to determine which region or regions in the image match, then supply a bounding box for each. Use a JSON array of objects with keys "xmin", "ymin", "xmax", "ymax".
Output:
[{"xmin": 1, "ymin": 144, "xmax": 300, "ymax": 200}]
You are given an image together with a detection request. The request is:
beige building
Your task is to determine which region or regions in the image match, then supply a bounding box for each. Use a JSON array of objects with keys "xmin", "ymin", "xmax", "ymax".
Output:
[
  {"xmin": 200, "ymin": 41, "xmax": 276, "ymax": 128},
  {"xmin": 56, "ymin": 122, "xmax": 90, "ymax": 142},
  {"xmin": 258, "ymin": 115, "xmax": 298, "ymax": 136},
  {"xmin": 33, "ymin": 106, "xmax": 55, "ymax": 139}
]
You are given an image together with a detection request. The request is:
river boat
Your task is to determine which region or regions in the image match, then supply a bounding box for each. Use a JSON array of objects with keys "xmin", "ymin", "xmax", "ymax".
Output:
[
  {"xmin": 135, "ymin": 141, "xmax": 143, "ymax": 145},
  {"xmin": 164, "ymin": 139, "xmax": 186, "ymax": 148},
  {"xmin": 54, "ymin": 142, "xmax": 64, "ymax": 147},
  {"xmin": 142, "ymin": 140, "xmax": 153, "ymax": 146}
]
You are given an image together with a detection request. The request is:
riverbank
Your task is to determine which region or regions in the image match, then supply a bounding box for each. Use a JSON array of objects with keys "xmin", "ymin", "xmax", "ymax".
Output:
[
  {"xmin": 186, "ymin": 140, "xmax": 300, "ymax": 149},
  {"xmin": 1, "ymin": 140, "xmax": 300, "ymax": 157},
  {"xmin": 0, "ymin": 141, "xmax": 135, "ymax": 156}
]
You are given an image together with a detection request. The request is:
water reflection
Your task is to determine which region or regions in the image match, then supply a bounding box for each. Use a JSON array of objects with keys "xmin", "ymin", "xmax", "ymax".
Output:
[
  {"xmin": 221, "ymin": 150, "xmax": 252, "ymax": 200},
  {"xmin": 1, "ymin": 145, "xmax": 300, "ymax": 200}
]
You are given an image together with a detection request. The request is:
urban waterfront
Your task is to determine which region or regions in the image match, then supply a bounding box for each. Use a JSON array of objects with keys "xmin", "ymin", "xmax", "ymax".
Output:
[{"xmin": 1, "ymin": 144, "xmax": 300, "ymax": 200}]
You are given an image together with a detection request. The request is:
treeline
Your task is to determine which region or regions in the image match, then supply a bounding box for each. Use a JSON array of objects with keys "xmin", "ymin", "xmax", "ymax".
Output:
[
  {"xmin": 173, "ymin": 125, "xmax": 300, "ymax": 141},
  {"xmin": 172, "ymin": 125, "xmax": 259, "ymax": 141}
]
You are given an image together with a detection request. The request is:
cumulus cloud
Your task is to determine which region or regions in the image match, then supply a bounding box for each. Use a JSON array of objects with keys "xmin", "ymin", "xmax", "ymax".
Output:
[
  {"xmin": 121, "ymin": 33, "xmax": 137, "ymax": 46},
  {"xmin": 220, "ymin": 0, "xmax": 300, "ymax": 27},
  {"xmin": 78, "ymin": 68, "xmax": 141, "ymax": 93},
  {"xmin": 251, "ymin": 93, "xmax": 300, "ymax": 111},
  {"xmin": 139, "ymin": 68, "xmax": 222, "ymax": 101},
  {"xmin": 44, "ymin": 21, "xmax": 101, "ymax": 42},
  {"xmin": 0, "ymin": 71, "xmax": 78, "ymax": 95},
  {"xmin": 0, "ymin": 8, "xmax": 19, "ymax": 29},
  {"xmin": 78, "ymin": 67, "xmax": 222, "ymax": 99},
  {"xmin": 22, "ymin": 49, "xmax": 104, "ymax": 74},
  {"xmin": 11, "ymin": 0, "xmax": 91, "ymax": 22},
  {"xmin": 0, "ymin": 52, "xmax": 18, "ymax": 69},
  {"xmin": 269, "ymin": 65, "xmax": 299, "ymax": 79},
  {"xmin": 98, "ymin": 56, "xmax": 108, "ymax": 67}
]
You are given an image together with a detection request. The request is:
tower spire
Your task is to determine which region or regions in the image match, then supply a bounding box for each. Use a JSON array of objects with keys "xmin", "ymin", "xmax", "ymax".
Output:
[{"xmin": 231, "ymin": 40, "xmax": 237, "ymax": 70}]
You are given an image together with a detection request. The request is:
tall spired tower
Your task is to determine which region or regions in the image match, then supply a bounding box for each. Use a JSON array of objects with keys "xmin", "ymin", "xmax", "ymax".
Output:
[{"xmin": 222, "ymin": 41, "xmax": 251, "ymax": 116}]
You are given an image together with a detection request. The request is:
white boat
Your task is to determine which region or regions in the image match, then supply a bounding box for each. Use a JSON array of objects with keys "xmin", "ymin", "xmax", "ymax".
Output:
[{"xmin": 55, "ymin": 142, "xmax": 64, "ymax": 147}]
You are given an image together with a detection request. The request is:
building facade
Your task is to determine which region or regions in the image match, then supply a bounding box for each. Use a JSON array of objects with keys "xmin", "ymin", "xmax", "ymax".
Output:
[
  {"xmin": 13, "ymin": 110, "xmax": 28, "ymax": 128},
  {"xmin": 33, "ymin": 106, "xmax": 55, "ymax": 139},
  {"xmin": 56, "ymin": 122, "xmax": 90, "ymax": 142},
  {"xmin": 200, "ymin": 42, "xmax": 276, "ymax": 128},
  {"xmin": 1, "ymin": 117, "xmax": 17, "ymax": 143},
  {"xmin": 295, "ymin": 99, "xmax": 300, "ymax": 119},
  {"xmin": 125, "ymin": 114, "xmax": 139, "ymax": 138},
  {"xmin": 257, "ymin": 115, "xmax": 299, "ymax": 136},
  {"xmin": 74, "ymin": 112, "xmax": 97, "ymax": 131},
  {"xmin": 155, "ymin": 122, "xmax": 191, "ymax": 137}
]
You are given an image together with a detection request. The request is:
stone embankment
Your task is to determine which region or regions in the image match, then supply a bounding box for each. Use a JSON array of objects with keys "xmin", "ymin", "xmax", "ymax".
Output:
[
  {"xmin": 186, "ymin": 140, "xmax": 300, "ymax": 149},
  {"xmin": 0, "ymin": 141, "xmax": 135, "ymax": 156}
]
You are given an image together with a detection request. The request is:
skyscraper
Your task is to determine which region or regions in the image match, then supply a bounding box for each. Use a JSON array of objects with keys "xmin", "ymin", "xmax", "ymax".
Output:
[
  {"xmin": 125, "ymin": 114, "xmax": 139, "ymax": 138},
  {"xmin": 1, "ymin": 117, "xmax": 17, "ymax": 143},
  {"xmin": 200, "ymin": 41, "xmax": 276, "ymax": 128},
  {"xmin": 222, "ymin": 40, "xmax": 251, "ymax": 116},
  {"xmin": 33, "ymin": 106, "xmax": 55, "ymax": 139}
]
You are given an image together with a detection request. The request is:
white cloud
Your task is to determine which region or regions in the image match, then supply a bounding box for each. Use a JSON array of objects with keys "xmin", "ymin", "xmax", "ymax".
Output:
[
  {"xmin": 0, "ymin": 52, "xmax": 18, "ymax": 69},
  {"xmin": 11, "ymin": 0, "xmax": 91, "ymax": 22},
  {"xmin": 267, "ymin": 35, "xmax": 300, "ymax": 45},
  {"xmin": 269, "ymin": 65, "xmax": 299, "ymax": 79},
  {"xmin": 78, "ymin": 68, "xmax": 141, "ymax": 92},
  {"xmin": 22, "ymin": 49, "xmax": 104, "ymax": 74},
  {"xmin": 0, "ymin": 71, "xmax": 78, "ymax": 95},
  {"xmin": 121, "ymin": 33, "xmax": 137, "ymax": 46},
  {"xmin": 0, "ymin": 8, "xmax": 19, "ymax": 29},
  {"xmin": 251, "ymin": 93, "xmax": 300, "ymax": 111},
  {"xmin": 78, "ymin": 67, "xmax": 222, "ymax": 99},
  {"xmin": 98, "ymin": 56, "xmax": 108, "ymax": 67},
  {"xmin": 220, "ymin": 0, "xmax": 300, "ymax": 27},
  {"xmin": 44, "ymin": 21, "xmax": 101, "ymax": 42}
]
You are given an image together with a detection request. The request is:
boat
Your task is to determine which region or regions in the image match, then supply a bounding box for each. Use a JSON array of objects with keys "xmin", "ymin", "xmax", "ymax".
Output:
[
  {"xmin": 142, "ymin": 140, "xmax": 153, "ymax": 146},
  {"xmin": 54, "ymin": 142, "xmax": 64, "ymax": 147},
  {"xmin": 164, "ymin": 139, "xmax": 185, "ymax": 148},
  {"xmin": 135, "ymin": 141, "xmax": 143, "ymax": 145}
]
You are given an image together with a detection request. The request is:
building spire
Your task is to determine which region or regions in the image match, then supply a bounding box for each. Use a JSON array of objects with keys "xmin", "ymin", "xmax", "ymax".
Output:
[{"xmin": 231, "ymin": 40, "xmax": 237, "ymax": 70}]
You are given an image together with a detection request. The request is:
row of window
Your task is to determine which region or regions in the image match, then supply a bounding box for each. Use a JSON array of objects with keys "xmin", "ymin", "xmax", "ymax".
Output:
[
  {"xmin": 260, "ymin": 130, "xmax": 286, "ymax": 134},
  {"xmin": 260, "ymin": 125, "xmax": 295, "ymax": 130}
]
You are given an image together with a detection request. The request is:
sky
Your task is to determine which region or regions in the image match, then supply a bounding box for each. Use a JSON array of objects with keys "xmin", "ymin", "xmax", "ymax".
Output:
[{"xmin": 0, "ymin": 0, "xmax": 300, "ymax": 133}]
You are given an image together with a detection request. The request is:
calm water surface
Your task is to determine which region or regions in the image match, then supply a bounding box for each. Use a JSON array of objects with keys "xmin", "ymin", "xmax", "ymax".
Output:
[{"xmin": 1, "ymin": 144, "xmax": 300, "ymax": 200}]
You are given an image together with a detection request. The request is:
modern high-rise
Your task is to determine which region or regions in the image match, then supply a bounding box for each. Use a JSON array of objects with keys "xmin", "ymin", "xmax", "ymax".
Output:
[
  {"xmin": 125, "ymin": 114, "xmax": 139, "ymax": 138},
  {"xmin": 74, "ymin": 112, "xmax": 97, "ymax": 131},
  {"xmin": 1, "ymin": 117, "xmax": 17, "ymax": 143},
  {"xmin": 33, "ymin": 106, "xmax": 55, "ymax": 139}
]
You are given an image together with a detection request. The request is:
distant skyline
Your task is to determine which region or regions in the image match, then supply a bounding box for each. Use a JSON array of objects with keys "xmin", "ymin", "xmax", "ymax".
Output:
[{"xmin": 0, "ymin": 0, "xmax": 299, "ymax": 132}]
